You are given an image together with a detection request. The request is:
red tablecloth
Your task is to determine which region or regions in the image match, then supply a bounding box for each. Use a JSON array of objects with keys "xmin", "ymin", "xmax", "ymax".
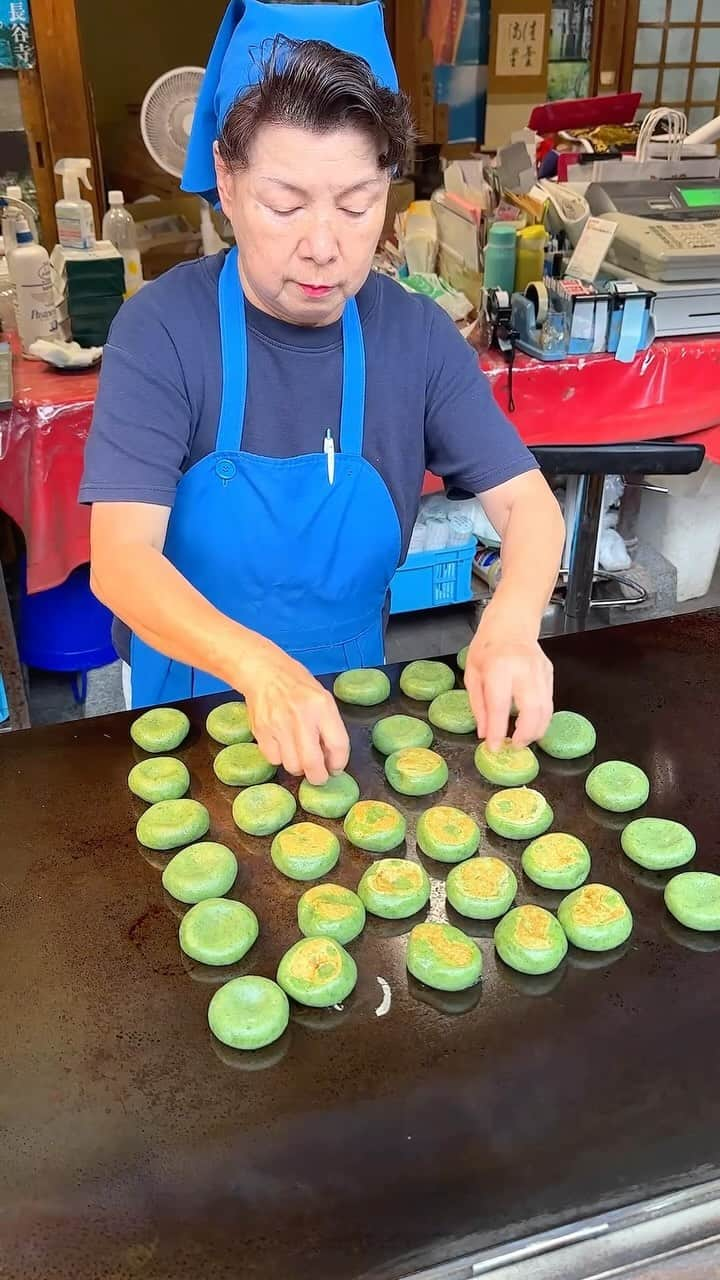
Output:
[{"xmin": 1, "ymin": 336, "xmax": 719, "ymax": 594}]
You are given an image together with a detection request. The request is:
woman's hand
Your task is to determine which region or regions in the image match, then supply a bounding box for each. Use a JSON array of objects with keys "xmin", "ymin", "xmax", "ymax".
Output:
[
  {"xmin": 231, "ymin": 637, "xmax": 350, "ymax": 785},
  {"xmin": 464, "ymin": 604, "xmax": 553, "ymax": 752}
]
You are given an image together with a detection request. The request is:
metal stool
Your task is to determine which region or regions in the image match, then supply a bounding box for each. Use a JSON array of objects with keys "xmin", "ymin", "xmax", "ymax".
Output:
[{"xmin": 531, "ymin": 442, "xmax": 706, "ymax": 632}]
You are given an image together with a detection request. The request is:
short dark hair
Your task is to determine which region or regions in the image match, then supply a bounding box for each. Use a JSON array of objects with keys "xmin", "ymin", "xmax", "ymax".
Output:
[{"xmin": 218, "ymin": 36, "xmax": 415, "ymax": 173}]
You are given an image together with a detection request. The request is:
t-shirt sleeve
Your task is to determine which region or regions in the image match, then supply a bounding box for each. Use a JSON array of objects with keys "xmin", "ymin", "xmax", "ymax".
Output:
[
  {"xmin": 423, "ymin": 304, "xmax": 537, "ymax": 495},
  {"xmin": 79, "ymin": 291, "xmax": 193, "ymax": 507}
]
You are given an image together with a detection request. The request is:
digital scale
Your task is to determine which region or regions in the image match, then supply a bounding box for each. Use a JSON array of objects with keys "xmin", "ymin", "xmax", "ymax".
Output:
[{"xmin": 586, "ymin": 177, "xmax": 720, "ymax": 283}]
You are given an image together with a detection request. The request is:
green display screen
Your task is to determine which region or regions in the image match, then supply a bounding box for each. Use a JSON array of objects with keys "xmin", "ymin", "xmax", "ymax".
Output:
[{"xmin": 678, "ymin": 186, "xmax": 720, "ymax": 208}]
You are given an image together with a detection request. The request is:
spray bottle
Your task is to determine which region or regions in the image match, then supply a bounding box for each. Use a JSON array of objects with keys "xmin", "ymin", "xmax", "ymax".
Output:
[{"xmin": 54, "ymin": 159, "xmax": 97, "ymax": 251}]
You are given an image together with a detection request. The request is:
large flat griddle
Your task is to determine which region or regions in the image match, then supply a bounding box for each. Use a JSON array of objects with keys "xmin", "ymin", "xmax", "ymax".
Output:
[{"xmin": 1, "ymin": 610, "xmax": 720, "ymax": 1280}]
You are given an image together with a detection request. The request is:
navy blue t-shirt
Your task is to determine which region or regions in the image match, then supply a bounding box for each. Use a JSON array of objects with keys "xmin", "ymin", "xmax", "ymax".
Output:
[{"xmin": 81, "ymin": 252, "xmax": 536, "ymax": 658}]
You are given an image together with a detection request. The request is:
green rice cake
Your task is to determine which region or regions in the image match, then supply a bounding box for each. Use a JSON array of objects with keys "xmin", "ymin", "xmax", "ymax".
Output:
[
  {"xmin": 428, "ymin": 689, "xmax": 476, "ymax": 734},
  {"xmin": 161, "ymin": 841, "xmax": 237, "ymax": 903},
  {"xmin": 298, "ymin": 771, "xmax": 360, "ymax": 819},
  {"xmin": 558, "ymin": 883, "xmax": 633, "ymax": 951},
  {"xmin": 494, "ymin": 905, "xmax": 568, "ymax": 974},
  {"xmin": 522, "ymin": 833, "xmax": 591, "ymax": 891},
  {"xmin": 538, "ymin": 710, "xmax": 596, "ymax": 760},
  {"xmin": 333, "ymin": 668, "xmax": 390, "ymax": 706},
  {"xmin": 130, "ymin": 706, "xmax": 189, "ymax": 753},
  {"xmin": 664, "ymin": 871, "xmax": 720, "ymax": 931},
  {"xmin": 277, "ymin": 936, "xmax": 357, "ymax": 1007},
  {"xmin": 179, "ymin": 898, "xmax": 258, "ymax": 965},
  {"xmin": 446, "ymin": 855, "xmax": 517, "ymax": 919},
  {"xmin": 208, "ymin": 976, "xmax": 289, "ymax": 1050},
  {"xmin": 128, "ymin": 756, "xmax": 189, "ymax": 803},
  {"xmin": 400, "ymin": 660, "xmax": 455, "ymax": 702},
  {"xmin": 485, "ymin": 787, "xmax": 553, "ymax": 840},
  {"xmin": 371, "ymin": 715, "xmax": 434, "ymax": 756},
  {"xmin": 270, "ymin": 822, "xmax": 340, "ymax": 881},
  {"xmin": 621, "ymin": 817, "xmax": 696, "ymax": 870},
  {"xmin": 358, "ymin": 857, "xmax": 430, "ymax": 919},
  {"xmin": 213, "ymin": 742, "xmax": 276, "ymax": 786},
  {"xmin": 344, "ymin": 800, "xmax": 407, "ymax": 852},
  {"xmin": 457, "ymin": 645, "xmax": 469, "ymax": 671},
  {"xmin": 232, "ymin": 783, "xmax": 296, "ymax": 836},
  {"xmin": 475, "ymin": 739, "xmax": 539, "ymax": 787},
  {"xmin": 297, "ymin": 884, "xmax": 366, "ymax": 944},
  {"xmin": 416, "ymin": 805, "xmax": 480, "ymax": 863},
  {"xmin": 205, "ymin": 701, "xmax": 253, "ymax": 746},
  {"xmin": 585, "ymin": 760, "xmax": 649, "ymax": 812},
  {"xmin": 136, "ymin": 798, "xmax": 210, "ymax": 851},
  {"xmin": 385, "ymin": 746, "xmax": 448, "ymax": 797},
  {"xmin": 406, "ymin": 922, "xmax": 482, "ymax": 992}
]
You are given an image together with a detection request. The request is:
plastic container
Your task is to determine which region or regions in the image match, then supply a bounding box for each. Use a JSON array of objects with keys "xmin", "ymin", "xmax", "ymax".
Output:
[
  {"xmin": 423, "ymin": 514, "xmax": 449, "ymax": 551},
  {"xmin": 18, "ymin": 562, "xmax": 116, "ymax": 702},
  {"xmin": 2, "ymin": 185, "xmax": 22, "ymax": 252},
  {"xmin": 0, "ymin": 235, "xmax": 16, "ymax": 335},
  {"xmin": 54, "ymin": 158, "xmax": 96, "ymax": 251},
  {"xmin": 389, "ymin": 540, "xmax": 476, "ymax": 614},
  {"xmin": 102, "ymin": 190, "xmax": 143, "ymax": 295},
  {"xmin": 448, "ymin": 512, "xmax": 473, "ymax": 546},
  {"xmin": 514, "ymin": 225, "xmax": 547, "ymax": 293},
  {"xmin": 9, "ymin": 220, "xmax": 58, "ymax": 353},
  {"xmin": 483, "ymin": 223, "xmax": 517, "ymax": 293},
  {"xmin": 634, "ymin": 461, "xmax": 720, "ymax": 602}
]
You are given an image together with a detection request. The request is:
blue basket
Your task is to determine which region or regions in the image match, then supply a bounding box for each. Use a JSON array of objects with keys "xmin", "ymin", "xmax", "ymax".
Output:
[
  {"xmin": 390, "ymin": 540, "xmax": 476, "ymax": 614},
  {"xmin": 18, "ymin": 562, "xmax": 116, "ymax": 692}
]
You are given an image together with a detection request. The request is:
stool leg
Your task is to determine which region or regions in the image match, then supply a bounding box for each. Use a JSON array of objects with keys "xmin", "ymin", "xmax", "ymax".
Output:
[
  {"xmin": 564, "ymin": 474, "xmax": 605, "ymax": 632},
  {"xmin": 0, "ymin": 568, "xmax": 30, "ymax": 729}
]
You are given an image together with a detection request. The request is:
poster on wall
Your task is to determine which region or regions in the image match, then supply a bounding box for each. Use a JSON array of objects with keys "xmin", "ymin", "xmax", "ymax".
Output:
[
  {"xmin": 0, "ymin": 0, "xmax": 33, "ymax": 69},
  {"xmin": 547, "ymin": 0, "xmax": 593, "ymax": 101},
  {"xmin": 424, "ymin": 0, "xmax": 490, "ymax": 145}
]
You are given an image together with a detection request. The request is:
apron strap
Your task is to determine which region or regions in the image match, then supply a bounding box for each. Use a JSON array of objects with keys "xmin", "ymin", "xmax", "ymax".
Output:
[
  {"xmin": 216, "ymin": 247, "xmax": 249, "ymax": 454},
  {"xmin": 215, "ymin": 245, "xmax": 366, "ymax": 457},
  {"xmin": 339, "ymin": 296, "xmax": 365, "ymax": 457}
]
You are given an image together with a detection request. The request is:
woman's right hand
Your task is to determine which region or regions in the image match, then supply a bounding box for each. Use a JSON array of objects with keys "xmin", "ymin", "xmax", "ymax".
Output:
[{"xmin": 231, "ymin": 636, "xmax": 350, "ymax": 785}]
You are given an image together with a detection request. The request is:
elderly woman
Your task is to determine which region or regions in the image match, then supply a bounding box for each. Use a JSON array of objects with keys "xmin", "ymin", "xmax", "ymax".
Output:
[{"xmin": 81, "ymin": 0, "xmax": 564, "ymax": 783}]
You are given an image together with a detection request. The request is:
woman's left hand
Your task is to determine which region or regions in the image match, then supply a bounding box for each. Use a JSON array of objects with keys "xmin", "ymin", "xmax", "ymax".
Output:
[{"xmin": 463, "ymin": 605, "xmax": 554, "ymax": 752}]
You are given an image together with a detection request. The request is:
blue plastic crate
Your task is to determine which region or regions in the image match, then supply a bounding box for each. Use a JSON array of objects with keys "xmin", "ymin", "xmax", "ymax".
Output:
[{"xmin": 390, "ymin": 540, "xmax": 476, "ymax": 614}]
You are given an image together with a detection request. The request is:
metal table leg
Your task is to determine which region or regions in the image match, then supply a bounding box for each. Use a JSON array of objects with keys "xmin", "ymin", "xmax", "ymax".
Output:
[{"xmin": 564, "ymin": 473, "xmax": 605, "ymax": 633}]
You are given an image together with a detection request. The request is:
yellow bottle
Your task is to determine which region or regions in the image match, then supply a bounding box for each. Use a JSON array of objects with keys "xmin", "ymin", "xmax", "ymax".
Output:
[{"xmin": 514, "ymin": 225, "xmax": 547, "ymax": 293}]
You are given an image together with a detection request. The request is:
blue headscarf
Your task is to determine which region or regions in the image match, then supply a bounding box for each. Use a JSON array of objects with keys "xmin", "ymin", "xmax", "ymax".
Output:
[{"xmin": 183, "ymin": 0, "xmax": 398, "ymax": 205}]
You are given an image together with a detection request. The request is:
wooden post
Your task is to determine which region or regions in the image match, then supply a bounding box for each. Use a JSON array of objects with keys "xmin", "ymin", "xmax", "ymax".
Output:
[{"xmin": 24, "ymin": 0, "xmax": 103, "ymax": 246}]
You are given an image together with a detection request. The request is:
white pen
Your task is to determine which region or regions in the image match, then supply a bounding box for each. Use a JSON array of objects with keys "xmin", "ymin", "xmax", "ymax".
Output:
[{"xmin": 324, "ymin": 428, "xmax": 335, "ymax": 485}]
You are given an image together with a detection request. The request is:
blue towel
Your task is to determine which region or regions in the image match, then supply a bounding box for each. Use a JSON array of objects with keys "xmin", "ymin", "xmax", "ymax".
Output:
[{"xmin": 183, "ymin": 0, "xmax": 398, "ymax": 205}]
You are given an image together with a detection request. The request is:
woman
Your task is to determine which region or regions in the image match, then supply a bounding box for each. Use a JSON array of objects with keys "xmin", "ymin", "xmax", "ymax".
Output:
[{"xmin": 82, "ymin": 0, "xmax": 564, "ymax": 784}]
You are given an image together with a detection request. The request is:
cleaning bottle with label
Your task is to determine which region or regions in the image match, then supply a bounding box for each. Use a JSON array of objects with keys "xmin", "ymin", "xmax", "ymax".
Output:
[
  {"xmin": 2, "ymin": 184, "xmax": 23, "ymax": 252},
  {"xmin": 10, "ymin": 219, "xmax": 58, "ymax": 352},
  {"xmin": 102, "ymin": 191, "xmax": 143, "ymax": 295},
  {"xmin": 54, "ymin": 159, "xmax": 97, "ymax": 251}
]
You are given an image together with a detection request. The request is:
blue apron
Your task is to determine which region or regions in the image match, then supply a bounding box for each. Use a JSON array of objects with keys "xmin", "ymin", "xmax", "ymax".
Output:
[{"xmin": 130, "ymin": 249, "xmax": 402, "ymax": 709}]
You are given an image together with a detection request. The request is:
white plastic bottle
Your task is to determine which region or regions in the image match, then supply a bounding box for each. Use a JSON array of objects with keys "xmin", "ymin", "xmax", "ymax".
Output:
[
  {"xmin": 0, "ymin": 235, "xmax": 17, "ymax": 336},
  {"xmin": 10, "ymin": 219, "xmax": 58, "ymax": 353},
  {"xmin": 54, "ymin": 159, "xmax": 96, "ymax": 251},
  {"xmin": 2, "ymin": 184, "xmax": 23, "ymax": 253},
  {"xmin": 102, "ymin": 190, "xmax": 143, "ymax": 295}
]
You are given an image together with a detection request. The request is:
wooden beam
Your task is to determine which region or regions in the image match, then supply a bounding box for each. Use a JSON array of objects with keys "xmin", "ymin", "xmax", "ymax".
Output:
[
  {"xmin": 17, "ymin": 69, "xmax": 56, "ymax": 248},
  {"xmin": 26, "ymin": 0, "xmax": 103, "ymax": 239}
]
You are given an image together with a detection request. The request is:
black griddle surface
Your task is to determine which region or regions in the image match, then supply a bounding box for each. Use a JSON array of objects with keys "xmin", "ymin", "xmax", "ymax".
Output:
[{"xmin": 1, "ymin": 610, "xmax": 720, "ymax": 1280}]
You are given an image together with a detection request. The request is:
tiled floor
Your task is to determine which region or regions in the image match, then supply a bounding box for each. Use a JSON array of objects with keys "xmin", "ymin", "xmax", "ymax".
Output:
[{"xmin": 25, "ymin": 553, "xmax": 720, "ymax": 729}]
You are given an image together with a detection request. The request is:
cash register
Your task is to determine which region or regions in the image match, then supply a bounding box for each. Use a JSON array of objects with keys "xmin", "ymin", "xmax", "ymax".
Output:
[{"xmin": 585, "ymin": 177, "xmax": 720, "ymax": 335}]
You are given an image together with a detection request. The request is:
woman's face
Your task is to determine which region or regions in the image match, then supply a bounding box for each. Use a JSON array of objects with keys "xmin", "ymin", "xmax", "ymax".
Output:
[{"xmin": 215, "ymin": 122, "xmax": 390, "ymax": 326}]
